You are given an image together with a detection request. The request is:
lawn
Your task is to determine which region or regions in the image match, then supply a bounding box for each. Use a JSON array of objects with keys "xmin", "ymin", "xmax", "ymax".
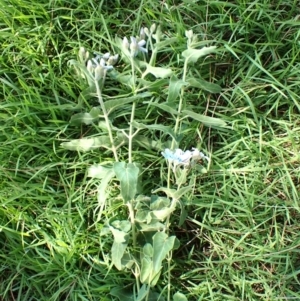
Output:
[{"xmin": 0, "ymin": 0, "xmax": 300, "ymax": 300}]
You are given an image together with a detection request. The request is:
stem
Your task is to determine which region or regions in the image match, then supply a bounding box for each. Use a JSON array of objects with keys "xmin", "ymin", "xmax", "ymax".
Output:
[
  {"xmin": 165, "ymin": 199, "xmax": 177, "ymax": 301},
  {"xmin": 149, "ymin": 44, "xmax": 157, "ymax": 66},
  {"xmin": 128, "ymin": 101, "xmax": 136, "ymax": 163},
  {"xmin": 171, "ymin": 59, "xmax": 188, "ymax": 150},
  {"xmin": 167, "ymin": 252, "xmax": 172, "ymax": 301},
  {"xmin": 128, "ymin": 57, "xmax": 136, "ymax": 163},
  {"xmin": 167, "ymin": 59, "xmax": 189, "ymax": 188},
  {"xmin": 95, "ymin": 80, "xmax": 119, "ymax": 162},
  {"xmin": 127, "ymin": 201, "xmax": 140, "ymax": 292}
]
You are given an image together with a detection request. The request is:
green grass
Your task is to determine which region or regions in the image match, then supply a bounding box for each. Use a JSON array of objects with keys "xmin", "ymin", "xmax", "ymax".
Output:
[{"xmin": 1, "ymin": 0, "xmax": 300, "ymax": 300}]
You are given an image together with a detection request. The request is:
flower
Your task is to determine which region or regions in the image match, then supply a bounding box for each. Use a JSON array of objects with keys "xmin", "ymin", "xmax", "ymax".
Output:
[
  {"xmin": 129, "ymin": 36, "xmax": 147, "ymax": 57},
  {"xmin": 87, "ymin": 53, "xmax": 115, "ymax": 80},
  {"xmin": 78, "ymin": 47, "xmax": 89, "ymax": 64},
  {"xmin": 162, "ymin": 148, "xmax": 209, "ymax": 169},
  {"xmin": 139, "ymin": 27, "xmax": 146, "ymax": 40},
  {"xmin": 107, "ymin": 54, "xmax": 119, "ymax": 66}
]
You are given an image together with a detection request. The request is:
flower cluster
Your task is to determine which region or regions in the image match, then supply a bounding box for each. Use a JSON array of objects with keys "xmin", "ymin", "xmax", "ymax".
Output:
[
  {"xmin": 122, "ymin": 25, "xmax": 156, "ymax": 57},
  {"xmin": 87, "ymin": 52, "xmax": 118, "ymax": 80},
  {"xmin": 162, "ymin": 148, "xmax": 209, "ymax": 169},
  {"xmin": 78, "ymin": 47, "xmax": 118, "ymax": 81}
]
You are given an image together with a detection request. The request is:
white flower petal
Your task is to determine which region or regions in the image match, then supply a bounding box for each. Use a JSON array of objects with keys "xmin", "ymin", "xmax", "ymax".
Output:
[{"xmin": 138, "ymin": 39, "xmax": 146, "ymax": 47}]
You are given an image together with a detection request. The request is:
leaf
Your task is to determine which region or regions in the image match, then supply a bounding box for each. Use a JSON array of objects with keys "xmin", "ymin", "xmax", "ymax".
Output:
[
  {"xmin": 87, "ymin": 164, "xmax": 114, "ymax": 179},
  {"xmin": 152, "ymin": 232, "xmax": 176, "ymax": 273},
  {"xmin": 136, "ymin": 284, "xmax": 148, "ymax": 301},
  {"xmin": 109, "ymin": 220, "xmax": 131, "ymax": 270},
  {"xmin": 167, "ymin": 75, "xmax": 187, "ymax": 103},
  {"xmin": 68, "ymin": 59, "xmax": 94, "ymax": 87},
  {"xmin": 182, "ymin": 46, "xmax": 217, "ymax": 64},
  {"xmin": 173, "ymin": 292, "xmax": 188, "ymax": 301},
  {"xmin": 70, "ymin": 113, "xmax": 96, "ymax": 125},
  {"xmin": 150, "ymin": 196, "xmax": 174, "ymax": 221},
  {"xmin": 133, "ymin": 135, "xmax": 163, "ymax": 151},
  {"xmin": 187, "ymin": 77, "xmax": 221, "ymax": 93},
  {"xmin": 61, "ymin": 136, "xmax": 112, "ymax": 152},
  {"xmin": 138, "ymin": 78, "xmax": 169, "ymax": 91},
  {"xmin": 121, "ymin": 253, "xmax": 135, "ymax": 269},
  {"xmin": 182, "ymin": 109, "xmax": 227, "ymax": 128},
  {"xmin": 111, "ymin": 241, "xmax": 128, "ymax": 270},
  {"xmin": 131, "ymin": 121, "xmax": 176, "ymax": 140},
  {"xmin": 109, "ymin": 227, "xmax": 128, "ymax": 243},
  {"xmin": 138, "ymin": 233, "xmax": 176, "ymax": 286},
  {"xmin": 78, "ymin": 86, "xmax": 96, "ymax": 104},
  {"xmin": 138, "ymin": 221, "xmax": 165, "ymax": 232},
  {"xmin": 140, "ymin": 254, "xmax": 153, "ymax": 283},
  {"xmin": 110, "ymin": 287, "xmax": 134, "ymax": 301},
  {"xmin": 152, "ymin": 207, "xmax": 175, "ymax": 221},
  {"xmin": 144, "ymin": 101, "xmax": 178, "ymax": 115},
  {"xmin": 110, "ymin": 286, "xmax": 165, "ymax": 301},
  {"xmin": 150, "ymin": 196, "xmax": 170, "ymax": 210},
  {"xmin": 88, "ymin": 165, "xmax": 115, "ymax": 206},
  {"xmin": 143, "ymin": 64, "xmax": 173, "ymax": 78},
  {"xmin": 113, "ymin": 162, "xmax": 140, "ymax": 202},
  {"xmin": 111, "ymin": 219, "xmax": 131, "ymax": 233},
  {"xmin": 105, "ymin": 92, "xmax": 152, "ymax": 113},
  {"xmin": 155, "ymin": 37, "xmax": 179, "ymax": 50}
]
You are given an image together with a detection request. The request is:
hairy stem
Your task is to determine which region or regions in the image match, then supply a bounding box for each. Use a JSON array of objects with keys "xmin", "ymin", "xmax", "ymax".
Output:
[{"xmin": 95, "ymin": 80, "xmax": 119, "ymax": 162}]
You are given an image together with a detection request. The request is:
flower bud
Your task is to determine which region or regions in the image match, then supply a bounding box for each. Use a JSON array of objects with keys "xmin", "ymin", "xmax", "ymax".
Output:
[
  {"xmin": 144, "ymin": 27, "xmax": 150, "ymax": 37},
  {"xmin": 107, "ymin": 54, "xmax": 119, "ymax": 66},
  {"xmin": 95, "ymin": 65, "xmax": 105, "ymax": 81},
  {"xmin": 79, "ymin": 47, "xmax": 86, "ymax": 63},
  {"xmin": 185, "ymin": 29, "xmax": 193, "ymax": 39},
  {"xmin": 87, "ymin": 60, "xmax": 93, "ymax": 74},
  {"xmin": 102, "ymin": 52, "xmax": 110, "ymax": 60},
  {"xmin": 140, "ymin": 27, "xmax": 145, "ymax": 40},
  {"xmin": 150, "ymin": 23, "xmax": 156, "ymax": 33},
  {"xmin": 122, "ymin": 37, "xmax": 129, "ymax": 49}
]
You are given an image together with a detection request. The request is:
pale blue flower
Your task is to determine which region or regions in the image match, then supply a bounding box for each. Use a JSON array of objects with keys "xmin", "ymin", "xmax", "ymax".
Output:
[
  {"xmin": 87, "ymin": 53, "xmax": 115, "ymax": 80},
  {"xmin": 129, "ymin": 36, "xmax": 147, "ymax": 57},
  {"xmin": 162, "ymin": 148, "xmax": 209, "ymax": 169}
]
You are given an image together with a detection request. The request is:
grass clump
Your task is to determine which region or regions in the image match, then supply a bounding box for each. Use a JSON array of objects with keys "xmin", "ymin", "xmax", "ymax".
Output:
[{"xmin": 1, "ymin": 0, "xmax": 300, "ymax": 300}]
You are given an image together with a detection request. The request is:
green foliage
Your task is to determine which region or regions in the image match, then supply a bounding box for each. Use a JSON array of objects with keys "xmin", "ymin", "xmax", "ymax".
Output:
[{"xmin": 1, "ymin": 0, "xmax": 300, "ymax": 300}]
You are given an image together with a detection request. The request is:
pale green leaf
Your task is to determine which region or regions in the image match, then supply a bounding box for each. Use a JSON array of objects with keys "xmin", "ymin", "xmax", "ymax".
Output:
[
  {"xmin": 182, "ymin": 109, "xmax": 227, "ymax": 128},
  {"xmin": 131, "ymin": 121, "xmax": 176, "ymax": 140},
  {"xmin": 61, "ymin": 136, "xmax": 113, "ymax": 152},
  {"xmin": 121, "ymin": 253, "xmax": 135, "ymax": 269},
  {"xmin": 167, "ymin": 75, "xmax": 187, "ymax": 103},
  {"xmin": 152, "ymin": 207, "xmax": 175, "ymax": 221},
  {"xmin": 136, "ymin": 284, "xmax": 148, "ymax": 301},
  {"xmin": 144, "ymin": 64, "xmax": 173, "ymax": 78},
  {"xmin": 182, "ymin": 46, "xmax": 217, "ymax": 63},
  {"xmin": 70, "ymin": 107, "xmax": 101, "ymax": 125},
  {"xmin": 138, "ymin": 221, "xmax": 165, "ymax": 232},
  {"xmin": 113, "ymin": 162, "xmax": 140, "ymax": 202},
  {"xmin": 109, "ymin": 227, "xmax": 128, "ymax": 243},
  {"xmin": 152, "ymin": 187, "xmax": 177, "ymax": 199},
  {"xmin": 111, "ymin": 241, "xmax": 128, "ymax": 270},
  {"xmin": 140, "ymin": 255, "xmax": 153, "ymax": 283},
  {"xmin": 133, "ymin": 135, "xmax": 163, "ymax": 151},
  {"xmin": 111, "ymin": 220, "xmax": 131, "ymax": 232},
  {"xmin": 105, "ymin": 92, "xmax": 152, "ymax": 113},
  {"xmin": 187, "ymin": 77, "xmax": 221, "ymax": 93},
  {"xmin": 152, "ymin": 232, "xmax": 176, "ymax": 273},
  {"xmin": 154, "ymin": 37, "xmax": 179, "ymax": 49},
  {"xmin": 110, "ymin": 287, "xmax": 134, "ymax": 301},
  {"xmin": 87, "ymin": 164, "xmax": 114, "ymax": 179},
  {"xmin": 145, "ymin": 101, "xmax": 178, "ymax": 115},
  {"xmin": 150, "ymin": 196, "xmax": 170, "ymax": 210},
  {"xmin": 173, "ymin": 292, "xmax": 188, "ymax": 301},
  {"xmin": 138, "ymin": 78, "xmax": 168, "ymax": 91}
]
